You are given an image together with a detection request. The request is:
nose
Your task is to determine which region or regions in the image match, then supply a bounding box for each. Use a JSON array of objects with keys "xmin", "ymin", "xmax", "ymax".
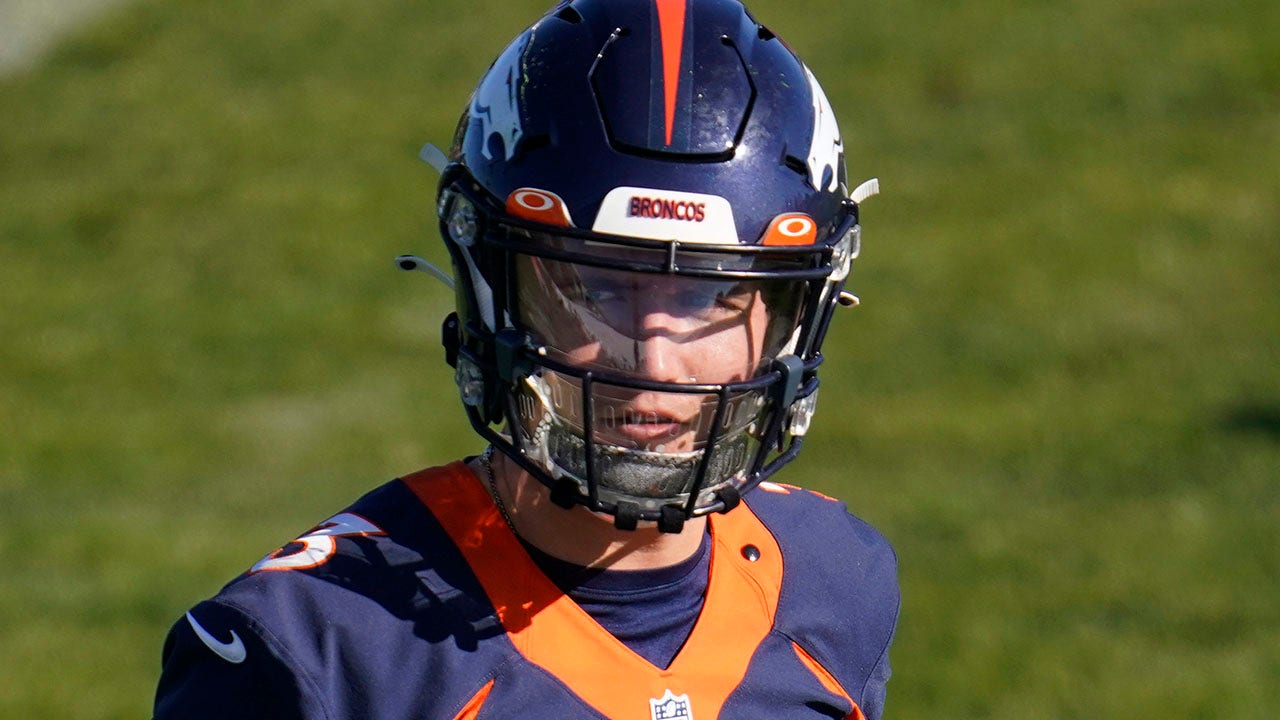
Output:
[{"xmin": 632, "ymin": 321, "xmax": 689, "ymax": 383}]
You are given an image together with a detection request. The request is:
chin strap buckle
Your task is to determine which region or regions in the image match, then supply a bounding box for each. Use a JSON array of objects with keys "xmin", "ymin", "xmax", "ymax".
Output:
[
  {"xmin": 441, "ymin": 312, "xmax": 460, "ymax": 368},
  {"xmin": 494, "ymin": 328, "xmax": 530, "ymax": 383},
  {"xmin": 771, "ymin": 355, "xmax": 806, "ymax": 410}
]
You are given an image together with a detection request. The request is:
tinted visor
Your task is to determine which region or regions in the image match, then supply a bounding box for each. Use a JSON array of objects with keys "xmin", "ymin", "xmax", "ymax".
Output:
[{"xmin": 515, "ymin": 255, "xmax": 808, "ymax": 383}]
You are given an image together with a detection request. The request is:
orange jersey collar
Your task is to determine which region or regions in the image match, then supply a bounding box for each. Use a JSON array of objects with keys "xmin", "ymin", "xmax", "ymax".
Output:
[{"xmin": 402, "ymin": 462, "xmax": 784, "ymax": 720}]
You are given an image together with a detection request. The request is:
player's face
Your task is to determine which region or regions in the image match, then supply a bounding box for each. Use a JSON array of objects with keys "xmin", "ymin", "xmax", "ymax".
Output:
[{"xmin": 515, "ymin": 256, "xmax": 787, "ymax": 453}]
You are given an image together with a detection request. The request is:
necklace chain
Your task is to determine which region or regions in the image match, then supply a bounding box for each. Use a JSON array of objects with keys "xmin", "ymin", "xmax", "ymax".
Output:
[{"xmin": 482, "ymin": 446, "xmax": 518, "ymax": 536}]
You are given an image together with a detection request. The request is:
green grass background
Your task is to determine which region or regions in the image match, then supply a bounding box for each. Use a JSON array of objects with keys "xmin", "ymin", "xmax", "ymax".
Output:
[{"xmin": 1, "ymin": 0, "xmax": 1277, "ymax": 717}]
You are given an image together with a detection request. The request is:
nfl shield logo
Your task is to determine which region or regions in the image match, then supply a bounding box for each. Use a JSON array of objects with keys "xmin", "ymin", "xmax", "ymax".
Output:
[{"xmin": 649, "ymin": 689, "xmax": 693, "ymax": 720}]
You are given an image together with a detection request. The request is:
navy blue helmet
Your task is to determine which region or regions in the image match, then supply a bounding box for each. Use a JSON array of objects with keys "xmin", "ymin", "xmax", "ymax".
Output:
[{"xmin": 422, "ymin": 0, "xmax": 870, "ymax": 532}]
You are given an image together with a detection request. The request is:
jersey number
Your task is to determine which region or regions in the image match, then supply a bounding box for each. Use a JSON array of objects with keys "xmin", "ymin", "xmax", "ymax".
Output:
[{"xmin": 250, "ymin": 513, "xmax": 385, "ymax": 573}]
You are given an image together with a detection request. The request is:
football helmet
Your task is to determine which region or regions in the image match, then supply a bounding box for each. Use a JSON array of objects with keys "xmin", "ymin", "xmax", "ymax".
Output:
[{"xmin": 416, "ymin": 0, "xmax": 871, "ymax": 532}]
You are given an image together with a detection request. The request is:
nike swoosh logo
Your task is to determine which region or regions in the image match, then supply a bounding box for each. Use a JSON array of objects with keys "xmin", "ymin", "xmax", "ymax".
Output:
[{"xmin": 186, "ymin": 611, "xmax": 247, "ymax": 664}]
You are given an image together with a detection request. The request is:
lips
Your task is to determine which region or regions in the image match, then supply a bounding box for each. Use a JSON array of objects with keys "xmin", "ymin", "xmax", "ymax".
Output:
[
  {"xmin": 616, "ymin": 410, "xmax": 687, "ymax": 443},
  {"xmin": 536, "ymin": 378, "xmax": 708, "ymax": 450},
  {"xmin": 589, "ymin": 403, "xmax": 698, "ymax": 449}
]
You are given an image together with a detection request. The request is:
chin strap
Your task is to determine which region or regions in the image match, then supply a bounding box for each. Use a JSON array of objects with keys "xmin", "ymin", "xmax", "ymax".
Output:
[
  {"xmin": 850, "ymin": 177, "xmax": 880, "ymax": 204},
  {"xmin": 396, "ymin": 254, "xmax": 455, "ymax": 289},
  {"xmin": 838, "ymin": 178, "xmax": 877, "ymax": 309},
  {"xmin": 419, "ymin": 142, "xmax": 449, "ymax": 174}
]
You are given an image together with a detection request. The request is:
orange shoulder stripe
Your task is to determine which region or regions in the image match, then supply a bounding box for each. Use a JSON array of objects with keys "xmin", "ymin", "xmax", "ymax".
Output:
[
  {"xmin": 451, "ymin": 679, "xmax": 495, "ymax": 720},
  {"xmin": 791, "ymin": 642, "xmax": 866, "ymax": 720}
]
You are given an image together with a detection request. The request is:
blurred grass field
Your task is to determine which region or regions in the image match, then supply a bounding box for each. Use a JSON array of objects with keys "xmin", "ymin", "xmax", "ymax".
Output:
[{"xmin": 1, "ymin": 0, "xmax": 1277, "ymax": 717}]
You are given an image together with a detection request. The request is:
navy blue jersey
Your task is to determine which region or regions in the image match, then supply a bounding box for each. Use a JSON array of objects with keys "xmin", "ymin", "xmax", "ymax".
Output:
[{"xmin": 155, "ymin": 462, "xmax": 898, "ymax": 719}]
